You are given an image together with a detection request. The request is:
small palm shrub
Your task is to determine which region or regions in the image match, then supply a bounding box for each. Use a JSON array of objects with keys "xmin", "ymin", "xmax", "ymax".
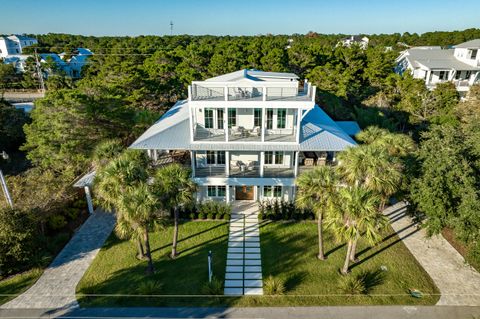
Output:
[
  {"xmin": 201, "ymin": 277, "xmax": 223, "ymax": 295},
  {"xmin": 137, "ymin": 280, "xmax": 162, "ymax": 295},
  {"xmin": 263, "ymin": 275, "xmax": 285, "ymax": 295},
  {"xmin": 338, "ymin": 275, "xmax": 367, "ymax": 295},
  {"xmin": 197, "ymin": 213, "xmax": 205, "ymax": 220},
  {"xmin": 207, "ymin": 213, "xmax": 214, "ymax": 220}
]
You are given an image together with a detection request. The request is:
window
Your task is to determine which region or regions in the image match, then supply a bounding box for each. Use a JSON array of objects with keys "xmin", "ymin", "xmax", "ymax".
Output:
[
  {"xmin": 207, "ymin": 186, "xmax": 226, "ymax": 197},
  {"xmin": 207, "ymin": 186, "xmax": 216, "ymax": 197},
  {"xmin": 217, "ymin": 109, "xmax": 224, "ymax": 129},
  {"xmin": 266, "ymin": 109, "xmax": 273, "ymax": 129},
  {"xmin": 264, "ymin": 151, "xmax": 284, "ymax": 165},
  {"xmin": 275, "ymin": 151, "xmax": 284, "ymax": 165},
  {"xmin": 263, "ymin": 186, "xmax": 282, "ymax": 198},
  {"xmin": 228, "ymin": 109, "xmax": 236, "ymax": 128},
  {"xmin": 264, "ymin": 151, "xmax": 273, "ymax": 164},
  {"xmin": 204, "ymin": 109, "xmax": 214, "ymax": 129},
  {"xmin": 273, "ymin": 186, "xmax": 282, "ymax": 197},
  {"xmin": 206, "ymin": 151, "xmax": 216, "ymax": 164},
  {"xmin": 471, "ymin": 49, "xmax": 478, "ymax": 60},
  {"xmin": 439, "ymin": 71, "xmax": 449, "ymax": 80},
  {"xmin": 455, "ymin": 71, "xmax": 462, "ymax": 80},
  {"xmin": 206, "ymin": 151, "xmax": 225, "ymax": 165},
  {"xmin": 277, "ymin": 109, "xmax": 287, "ymax": 129},
  {"xmin": 466, "ymin": 71, "xmax": 472, "ymax": 79},
  {"xmin": 254, "ymin": 108, "xmax": 262, "ymax": 127}
]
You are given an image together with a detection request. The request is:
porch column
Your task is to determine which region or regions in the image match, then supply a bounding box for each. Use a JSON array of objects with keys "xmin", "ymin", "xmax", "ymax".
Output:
[
  {"xmin": 296, "ymin": 108, "xmax": 302, "ymax": 144},
  {"xmin": 260, "ymin": 151, "xmax": 265, "ymax": 177},
  {"xmin": 226, "ymin": 185, "xmax": 230, "ymax": 203},
  {"xmin": 224, "ymin": 106, "xmax": 229, "ymax": 142},
  {"xmin": 425, "ymin": 70, "xmax": 432, "ymax": 86},
  {"xmin": 190, "ymin": 151, "xmax": 196, "ymax": 177},
  {"xmin": 225, "ymin": 151, "xmax": 230, "ymax": 177},
  {"xmin": 84, "ymin": 186, "xmax": 94, "ymax": 215},
  {"xmin": 153, "ymin": 150, "xmax": 158, "ymax": 162},
  {"xmin": 294, "ymin": 151, "xmax": 299, "ymax": 177},
  {"xmin": 261, "ymin": 107, "xmax": 266, "ymax": 142},
  {"xmin": 189, "ymin": 106, "xmax": 194, "ymax": 142}
]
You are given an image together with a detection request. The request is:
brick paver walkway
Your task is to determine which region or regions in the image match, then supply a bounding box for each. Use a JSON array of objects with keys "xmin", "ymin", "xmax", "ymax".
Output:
[
  {"xmin": 384, "ymin": 202, "xmax": 480, "ymax": 306},
  {"xmin": 1, "ymin": 210, "xmax": 115, "ymax": 309},
  {"xmin": 224, "ymin": 201, "xmax": 263, "ymax": 295}
]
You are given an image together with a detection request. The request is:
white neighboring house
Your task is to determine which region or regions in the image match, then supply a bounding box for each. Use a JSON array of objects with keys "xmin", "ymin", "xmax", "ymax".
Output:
[
  {"xmin": 396, "ymin": 39, "xmax": 480, "ymax": 95},
  {"xmin": 338, "ymin": 35, "xmax": 369, "ymax": 49},
  {"xmin": 0, "ymin": 35, "xmax": 38, "ymax": 58},
  {"xmin": 40, "ymin": 48, "xmax": 93, "ymax": 78},
  {"xmin": 128, "ymin": 69, "xmax": 358, "ymax": 203}
]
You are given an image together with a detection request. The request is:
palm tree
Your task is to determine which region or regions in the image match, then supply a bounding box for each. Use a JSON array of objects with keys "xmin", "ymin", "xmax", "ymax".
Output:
[
  {"xmin": 152, "ymin": 163, "xmax": 197, "ymax": 259},
  {"xmin": 91, "ymin": 138, "xmax": 124, "ymax": 169},
  {"xmin": 94, "ymin": 150, "xmax": 150, "ymax": 259},
  {"xmin": 118, "ymin": 183, "xmax": 160, "ymax": 274},
  {"xmin": 326, "ymin": 186, "xmax": 385, "ymax": 274},
  {"xmin": 296, "ymin": 166, "xmax": 338, "ymax": 260},
  {"xmin": 356, "ymin": 126, "xmax": 416, "ymax": 158}
]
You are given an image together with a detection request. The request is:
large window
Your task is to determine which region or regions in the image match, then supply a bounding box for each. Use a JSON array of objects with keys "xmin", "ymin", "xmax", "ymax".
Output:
[
  {"xmin": 455, "ymin": 71, "xmax": 462, "ymax": 80},
  {"xmin": 254, "ymin": 108, "xmax": 262, "ymax": 127},
  {"xmin": 266, "ymin": 109, "xmax": 273, "ymax": 129},
  {"xmin": 228, "ymin": 109, "xmax": 237, "ymax": 128},
  {"xmin": 206, "ymin": 151, "xmax": 225, "ymax": 165},
  {"xmin": 217, "ymin": 109, "xmax": 224, "ymax": 129},
  {"xmin": 277, "ymin": 109, "xmax": 286, "ymax": 129},
  {"xmin": 264, "ymin": 151, "xmax": 284, "ymax": 165},
  {"xmin": 439, "ymin": 71, "xmax": 449, "ymax": 80},
  {"xmin": 263, "ymin": 186, "xmax": 282, "ymax": 198},
  {"xmin": 207, "ymin": 185, "xmax": 226, "ymax": 197},
  {"xmin": 204, "ymin": 109, "xmax": 214, "ymax": 129},
  {"xmin": 471, "ymin": 49, "xmax": 478, "ymax": 60}
]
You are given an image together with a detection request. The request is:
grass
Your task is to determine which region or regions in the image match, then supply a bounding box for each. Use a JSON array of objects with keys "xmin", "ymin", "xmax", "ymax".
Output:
[
  {"xmin": 0, "ymin": 268, "xmax": 43, "ymax": 305},
  {"xmin": 77, "ymin": 220, "xmax": 439, "ymax": 307}
]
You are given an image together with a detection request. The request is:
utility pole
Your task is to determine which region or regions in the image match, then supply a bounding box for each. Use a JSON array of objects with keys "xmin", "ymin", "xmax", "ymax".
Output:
[
  {"xmin": 34, "ymin": 48, "xmax": 45, "ymax": 93},
  {"xmin": 170, "ymin": 21, "xmax": 174, "ymax": 36},
  {"xmin": 0, "ymin": 151, "xmax": 13, "ymax": 209}
]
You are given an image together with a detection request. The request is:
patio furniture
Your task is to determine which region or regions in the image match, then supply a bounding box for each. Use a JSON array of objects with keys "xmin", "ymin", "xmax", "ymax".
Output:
[
  {"xmin": 230, "ymin": 126, "xmax": 244, "ymax": 137},
  {"xmin": 247, "ymin": 161, "xmax": 257, "ymax": 171},
  {"xmin": 251, "ymin": 126, "xmax": 261, "ymax": 136},
  {"xmin": 304, "ymin": 158, "xmax": 314, "ymax": 166}
]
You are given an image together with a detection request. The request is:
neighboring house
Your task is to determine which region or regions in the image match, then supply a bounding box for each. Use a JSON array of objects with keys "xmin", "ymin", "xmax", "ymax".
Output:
[
  {"xmin": 129, "ymin": 69, "xmax": 357, "ymax": 203},
  {"xmin": 338, "ymin": 35, "xmax": 369, "ymax": 49},
  {"xmin": 396, "ymin": 39, "xmax": 480, "ymax": 95},
  {"xmin": 40, "ymin": 48, "xmax": 93, "ymax": 78},
  {"xmin": 0, "ymin": 35, "xmax": 37, "ymax": 58}
]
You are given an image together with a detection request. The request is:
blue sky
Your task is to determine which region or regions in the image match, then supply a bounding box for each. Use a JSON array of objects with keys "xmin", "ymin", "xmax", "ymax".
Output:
[{"xmin": 2, "ymin": 0, "xmax": 480, "ymax": 36}]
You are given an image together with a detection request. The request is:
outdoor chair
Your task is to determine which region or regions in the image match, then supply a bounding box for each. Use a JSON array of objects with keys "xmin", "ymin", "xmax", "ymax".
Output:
[
  {"xmin": 230, "ymin": 126, "xmax": 244, "ymax": 137},
  {"xmin": 304, "ymin": 158, "xmax": 314, "ymax": 166}
]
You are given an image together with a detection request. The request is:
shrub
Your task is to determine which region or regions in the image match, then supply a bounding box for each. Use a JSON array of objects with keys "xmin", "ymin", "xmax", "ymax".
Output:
[
  {"xmin": 207, "ymin": 213, "xmax": 214, "ymax": 220},
  {"xmin": 47, "ymin": 214, "xmax": 67, "ymax": 230},
  {"xmin": 189, "ymin": 212, "xmax": 197, "ymax": 220},
  {"xmin": 197, "ymin": 213, "xmax": 205, "ymax": 220},
  {"xmin": 196, "ymin": 201, "xmax": 232, "ymax": 220},
  {"xmin": 223, "ymin": 213, "xmax": 230, "ymax": 221},
  {"xmin": 0, "ymin": 208, "xmax": 37, "ymax": 277},
  {"xmin": 201, "ymin": 277, "xmax": 223, "ymax": 295},
  {"xmin": 258, "ymin": 213, "xmax": 265, "ymax": 220},
  {"xmin": 263, "ymin": 275, "xmax": 285, "ymax": 295},
  {"xmin": 137, "ymin": 280, "xmax": 162, "ymax": 295},
  {"xmin": 338, "ymin": 275, "xmax": 367, "ymax": 295}
]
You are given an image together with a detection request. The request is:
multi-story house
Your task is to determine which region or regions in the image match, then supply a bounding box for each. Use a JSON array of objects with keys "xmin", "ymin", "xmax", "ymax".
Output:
[
  {"xmin": 338, "ymin": 35, "xmax": 369, "ymax": 50},
  {"xmin": 0, "ymin": 35, "xmax": 37, "ymax": 58},
  {"xmin": 396, "ymin": 39, "xmax": 480, "ymax": 96},
  {"xmin": 129, "ymin": 69, "xmax": 357, "ymax": 203}
]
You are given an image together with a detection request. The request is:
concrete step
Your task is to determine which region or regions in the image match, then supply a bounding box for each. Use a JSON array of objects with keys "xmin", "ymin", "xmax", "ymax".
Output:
[
  {"xmin": 244, "ymin": 287, "xmax": 263, "ymax": 295},
  {"xmin": 244, "ymin": 279, "xmax": 263, "ymax": 287},
  {"xmin": 224, "ymin": 280, "xmax": 244, "ymax": 287},
  {"xmin": 245, "ymin": 253, "xmax": 261, "ymax": 259},
  {"xmin": 224, "ymin": 287, "xmax": 243, "ymax": 295},
  {"xmin": 227, "ymin": 253, "xmax": 243, "ymax": 259},
  {"xmin": 226, "ymin": 266, "xmax": 243, "ymax": 272},
  {"xmin": 245, "ymin": 259, "xmax": 261, "ymax": 266},
  {"xmin": 245, "ymin": 247, "xmax": 260, "ymax": 253},
  {"xmin": 245, "ymin": 266, "xmax": 262, "ymax": 272},
  {"xmin": 228, "ymin": 247, "xmax": 244, "ymax": 253},
  {"xmin": 244, "ymin": 272, "xmax": 262, "ymax": 280},
  {"xmin": 225, "ymin": 272, "xmax": 243, "ymax": 280},
  {"xmin": 227, "ymin": 259, "xmax": 243, "ymax": 266},
  {"xmin": 245, "ymin": 242, "xmax": 260, "ymax": 248}
]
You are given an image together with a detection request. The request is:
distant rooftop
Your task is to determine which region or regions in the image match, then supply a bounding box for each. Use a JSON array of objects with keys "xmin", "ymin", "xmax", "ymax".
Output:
[
  {"xmin": 403, "ymin": 48, "xmax": 480, "ymax": 71},
  {"xmin": 454, "ymin": 39, "xmax": 480, "ymax": 49},
  {"xmin": 205, "ymin": 69, "xmax": 299, "ymax": 82}
]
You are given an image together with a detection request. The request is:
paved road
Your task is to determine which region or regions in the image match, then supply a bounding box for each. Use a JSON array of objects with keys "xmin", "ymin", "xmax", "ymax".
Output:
[
  {"xmin": 1, "ymin": 211, "xmax": 115, "ymax": 309},
  {"xmin": 1, "ymin": 306, "xmax": 480, "ymax": 319},
  {"xmin": 384, "ymin": 202, "xmax": 480, "ymax": 306}
]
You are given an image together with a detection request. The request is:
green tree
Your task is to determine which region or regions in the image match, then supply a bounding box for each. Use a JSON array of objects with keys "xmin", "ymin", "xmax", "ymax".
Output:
[
  {"xmin": 326, "ymin": 186, "xmax": 384, "ymax": 274},
  {"xmin": 296, "ymin": 166, "xmax": 338, "ymax": 260},
  {"xmin": 0, "ymin": 100, "xmax": 30, "ymax": 151},
  {"xmin": 151, "ymin": 163, "xmax": 197, "ymax": 258}
]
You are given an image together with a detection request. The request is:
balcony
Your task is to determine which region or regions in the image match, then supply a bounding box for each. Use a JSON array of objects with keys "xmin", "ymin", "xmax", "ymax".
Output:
[
  {"xmin": 195, "ymin": 166, "xmax": 226, "ymax": 177},
  {"xmin": 263, "ymin": 167, "xmax": 294, "ymax": 178},
  {"xmin": 189, "ymin": 82, "xmax": 316, "ymax": 102}
]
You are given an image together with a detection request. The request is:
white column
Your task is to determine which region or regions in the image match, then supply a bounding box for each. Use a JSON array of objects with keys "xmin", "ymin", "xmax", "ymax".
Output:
[
  {"xmin": 226, "ymin": 185, "xmax": 230, "ymax": 203},
  {"xmin": 190, "ymin": 151, "xmax": 196, "ymax": 177},
  {"xmin": 189, "ymin": 106, "xmax": 194, "ymax": 142},
  {"xmin": 296, "ymin": 108, "xmax": 302, "ymax": 144},
  {"xmin": 294, "ymin": 151, "xmax": 299, "ymax": 177},
  {"xmin": 260, "ymin": 151, "xmax": 264, "ymax": 177},
  {"xmin": 224, "ymin": 106, "xmax": 229, "ymax": 142},
  {"xmin": 261, "ymin": 107, "xmax": 266, "ymax": 142},
  {"xmin": 224, "ymin": 86, "xmax": 228, "ymax": 101},
  {"xmin": 225, "ymin": 151, "xmax": 230, "ymax": 177},
  {"xmin": 84, "ymin": 186, "xmax": 94, "ymax": 215}
]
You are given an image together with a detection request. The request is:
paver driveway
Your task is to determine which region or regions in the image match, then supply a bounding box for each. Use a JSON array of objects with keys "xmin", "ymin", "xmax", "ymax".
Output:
[{"xmin": 1, "ymin": 210, "xmax": 115, "ymax": 309}]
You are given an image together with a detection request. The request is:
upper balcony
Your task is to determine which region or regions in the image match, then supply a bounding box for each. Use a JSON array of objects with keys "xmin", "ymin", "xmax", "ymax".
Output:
[{"xmin": 188, "ymin": 81, "xmax": 316, "ymax": 103}]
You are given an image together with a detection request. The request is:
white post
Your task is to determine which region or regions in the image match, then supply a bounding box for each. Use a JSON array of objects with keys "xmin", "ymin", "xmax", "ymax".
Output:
[
  {"xmin": 225, "ymin": 151, "xmax": 230, "ymax": 177},
  {"xmin": 311, "ymin": 85, "xmax": 316, "ymax": 101},
  {"xmin": 294, "ymin": 151, "xmax": 299, "ymax": 177},
  {"xmin": 189, "ymin": 106, "xmax": 194, "ymax": 142},
  {"xmin": 296, "ymin": 108, "xmax": 302, "ymax": 144},
  {"xmin": 84, "ymin": 186, "xmax": 94, "ymax": 215},
  {"xmin": 190, "ymin": 151, "xmax": 196, "ymax": 177},
  {"xmin": 224, "ymin": 106, "xmax": 229, "ymax": 142},
  {"xmin": 260, "ymin": 151, "xmax": 264, "ymax": 177},
  {"xmin": 262, "ymin": 87, "xmax": 267, "ymax": 101},
  {"xmin": 188, "ymin": 85, "xmax": 192, "ymax": 101},
  {"xmin": 0, "ymin": 169, "xmax": 13, "ymax": 208},
  {"xmin": 226, "ymin": 185, "xmax": 230, "ymax": 203},
  {"xmin": 261, "ymin": 107, "xmax": 266, "ymax": 142},
  {"xmin": 224, "ymin": 86, "xmax": 228, "ymax": 101}
]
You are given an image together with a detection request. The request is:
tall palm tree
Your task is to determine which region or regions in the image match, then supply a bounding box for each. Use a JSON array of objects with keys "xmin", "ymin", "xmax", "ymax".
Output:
[
  {"xmin": 296, "ymin": 166, "xmax": 338, "ymax": 260},
  {"xmin": 91, "ymin": 138, "xmax": 124, "ymax": 170},
  {"xmin": 326, "ymin": 186, "xmax": 385, "ymax": 274},
  {"xmin": 118, "ymin": 183, "xmax": 160, "ymax": 274},
  {"xmin": 152, "ymin": 163, "xmax": 197, "ymax": 259},
  {"xmin": 356, "ymin": 126, "xmax": 416, "ymax": 158}
]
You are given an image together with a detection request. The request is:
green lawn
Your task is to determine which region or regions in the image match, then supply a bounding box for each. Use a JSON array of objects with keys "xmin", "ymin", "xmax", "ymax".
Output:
[
  {"xmin": 77, "ymin": 219, "xmax": 439, "ymax": 307},
  {"xmin": 0, "ymin": 269, "xmax": 43, "ymax": 305}
]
